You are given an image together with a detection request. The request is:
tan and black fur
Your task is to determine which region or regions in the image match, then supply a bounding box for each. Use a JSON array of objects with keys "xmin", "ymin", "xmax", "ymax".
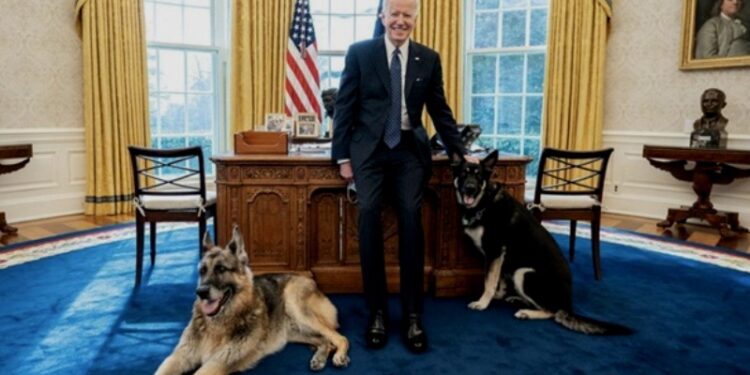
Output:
[
  {"xmin": 451, "ymin": 151, "xmax": 632, "ymax": 335},
  {"xmin": 155, "ymin": 225, "xmax": 350, "ymax": 375}
]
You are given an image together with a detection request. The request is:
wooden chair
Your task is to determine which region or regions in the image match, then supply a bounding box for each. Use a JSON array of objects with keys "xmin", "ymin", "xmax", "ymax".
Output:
[
  {"xmin": 128, "ymin": 145, "xmax": 217, "ymax": 286},
  {"xmin": 528, "ymin": 147, "xmax": 614, "ymax": 280}
]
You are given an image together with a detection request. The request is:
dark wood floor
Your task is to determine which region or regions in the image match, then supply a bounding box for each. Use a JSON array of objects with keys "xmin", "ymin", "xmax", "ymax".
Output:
[{"xmin": 1, "ymin": 212, "xmax": 749, "ymax": 254}]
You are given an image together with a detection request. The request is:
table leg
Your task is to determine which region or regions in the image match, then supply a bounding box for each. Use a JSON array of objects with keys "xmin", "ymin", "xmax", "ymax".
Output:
[{"xmin": 0, "ymin": 212, "xmax": 18, "ymax": 234}]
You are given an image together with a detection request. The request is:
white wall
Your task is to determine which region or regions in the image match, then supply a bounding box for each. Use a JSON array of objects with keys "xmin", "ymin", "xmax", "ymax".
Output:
[{"xmin": 602, "ymin": 1, "xmax": 750, "ymax": 224}]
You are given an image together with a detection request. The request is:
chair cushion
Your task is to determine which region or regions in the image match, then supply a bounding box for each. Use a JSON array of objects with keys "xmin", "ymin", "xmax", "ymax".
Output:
[
  {"xmin": 536, "ymin": 194, "xmax": 600, "ymax": 209},
  {"xmin": 139, "ymin": 190, "xmax": 216, "ymax": 211}
]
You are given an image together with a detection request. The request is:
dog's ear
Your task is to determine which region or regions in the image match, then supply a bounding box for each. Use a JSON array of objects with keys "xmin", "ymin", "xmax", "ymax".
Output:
[
  {"xmin": 202, "ymin": 231, "xmax": 214, "ymax": 253},
  {"xmin": 449, "ymin": 152, "xmax": 465, "ymax": 168},
  {"xmin": 227, "ymin": 224, "xmax": 244, "ymax": 253},
  {"xmin": 481, "ymin": 150, "xmax": 499, "ymax": 172}
]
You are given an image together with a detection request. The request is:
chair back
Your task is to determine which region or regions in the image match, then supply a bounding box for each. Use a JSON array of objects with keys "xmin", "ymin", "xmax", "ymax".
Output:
[
  {"xmin": 127, "ymin": 146, "xmax": 207, "ymax": 201},
  {"xmin": 533, "ymin": 147, "xmax": 614, "ymax": 203}
]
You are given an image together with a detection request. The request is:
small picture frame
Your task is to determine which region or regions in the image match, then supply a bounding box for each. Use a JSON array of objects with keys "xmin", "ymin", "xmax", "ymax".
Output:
[
  {"xmin": 264, "ymin": 113, "xmax": 286, "ymax": 132},
  {"xmin": 283, "ymin": 116, "xmax": 295, "ymax": 133},
  {"xmin": 295, "ymin": 112, "xmax": 320, "ymax": 138}
]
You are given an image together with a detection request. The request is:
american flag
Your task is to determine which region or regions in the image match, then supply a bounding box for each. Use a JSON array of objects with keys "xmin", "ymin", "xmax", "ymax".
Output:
[{"xmin": 285, "ymin": 0, "xmax": 321, "ymax": 122}]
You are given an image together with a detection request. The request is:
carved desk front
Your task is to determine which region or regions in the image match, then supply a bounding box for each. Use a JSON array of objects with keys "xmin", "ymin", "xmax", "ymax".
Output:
[{"xmin": 212, "ymin": 152, "xmax": 530, "ymax": 297}]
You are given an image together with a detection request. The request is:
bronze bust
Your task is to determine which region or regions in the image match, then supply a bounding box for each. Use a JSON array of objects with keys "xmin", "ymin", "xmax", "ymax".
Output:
[{"xmin": 690, "ymin": 88, "xmax": 728, "ymax": 149}]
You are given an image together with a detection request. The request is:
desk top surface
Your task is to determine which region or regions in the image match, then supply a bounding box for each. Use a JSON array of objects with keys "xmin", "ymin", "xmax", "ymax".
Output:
[
  {"xmin": 643, "ymin": 145, "xmax": 750, "ymax": 164},
  {"xmin": 212, "ymin": 151, "xmax": 532, "ymax": 165}
]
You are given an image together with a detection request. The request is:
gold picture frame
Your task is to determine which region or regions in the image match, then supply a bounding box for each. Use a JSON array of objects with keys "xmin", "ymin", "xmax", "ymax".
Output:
[
  {"xmin": 680, "ymin": 0, "xmax": 750, "ymax": 70},
  {"xmin": 294, "ymin": 113, "xmax": 320, "ymax": 138}
]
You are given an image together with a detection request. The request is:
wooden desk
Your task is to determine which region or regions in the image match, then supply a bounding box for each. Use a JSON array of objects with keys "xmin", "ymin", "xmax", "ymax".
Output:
[
  {"xmin": 0, "ymin": 144, "xmax": 33, "ymax": 234},
  {"xmin": 642, "ymin": 145, "xmax": 750, "ymax": 237},
  {"xmin": 212, "ymin": 152, "xmax": 530, "ymax": 296}
]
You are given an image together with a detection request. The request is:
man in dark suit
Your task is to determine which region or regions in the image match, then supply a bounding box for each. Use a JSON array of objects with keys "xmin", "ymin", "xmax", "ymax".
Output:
[{"xmin": 331, "ymin": 0, "xmax": 475, "ymax": 353}]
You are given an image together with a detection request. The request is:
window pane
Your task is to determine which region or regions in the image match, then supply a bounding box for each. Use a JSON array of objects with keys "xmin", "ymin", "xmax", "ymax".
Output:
[
  {"xmin": 497, "ymin": 96, "xmax": 522, "ymax": 135},
  {"xmin": 145, "ymin": 2, "xmax": 155, "ymax": 40},
  {"xmin": 185, "ymin": 0, "xmax": 210, "ymax": 6},
  {"xmin": 159, "ymin": 49, "xmax": 185, "ymax": 92},
  {"xmin": 526, "ymin": 53, "xmax": 545, "ymax": 93},
  {"xmin": 523, "ymin": 138, "xmax": 541, "ymax": 177},
  {"xmin": 331, "ymin": 0, "xmax": 354, "ymax": 14},
  {"xmin": 184, "ymin": 7, "xmax": 212, "ymax": 46},
  {"xmin": 149, "ymin": 97, "xmax": 159, "ymax": 132},
  {"xmin": 531, "ymin": 0, "xmax": 548, "ymax": 6},
  {"xmin": 162, "ymin": 136, "xmax": 187, "ymax": 150},
  {"xmin": 355, "ymin": 15, "xmax": 377, "ymax": 41},
  {"xmin": 187, "ymin": 136, "xmax": 213, "ymax": 175},
  {"xmin": 313, "ymin": 15, "xmax": 330, "ymax": 50},
  {"xmin": 530, "ymin": 9, "xmax": 547, "ymax": 46},
  {"xmin": 525, "ymin": 96, "xmax": 542, "ymax": 135},
  {"xmin": 471, "ymin": 55, "xmax": 496, "ymax": 94},
  {"xmin": 477, "ymin": 136, "xmax": 496, "ymax": 150},
  {"xmin": 187, "ymin": 94, "xmax": 213, "ymax": 133},
  {"xmin": 310, "ymin": 0, "xmax": 328, "ymax": 14},
  {"xmin": 330, "ymin": 15, "xmax": 354, "ymax": 50},
  {"xmin": 154, "ymin": 3, "xmax": 183, "ymax": 43},
  {"xmin": 501, "ymin": 10, "xmax": 526, "ymax": 47},
  {"xmin": 474, "ymin": 12, "xmax": 498, "ymax": 48},
  {"xmin": 357, "ymin": 0, "xmax": 380, "ymax": 14},
  {"xmin": 330, "ymin": 56, "xmax": 345, "ymax": 89},
  {"xmin": 148, "ymin": 49, "xmax": 158, "ymax": 92},
  {"xmin": 159, "ymin": 94, "xmax": 186, "ymax": 134},
  {"xmin": 187, "ymin": 52, "xmax": 213, "ymax": 92},
  {"xmin": 318, "ymin": 55, "xmax": 332, "ymax": 89},
  {"xmin": 498, "ymin": 138, "xmax": 521, "ymax": 155},
  {"xmin": 498, "ymin": 55, "xmax": 523, "ymax": 93},
  {"xmin": 476, "ymin": 0, "xmax": 499, "ymax": 10},
  {"xmin": 502, "ymin": 0, "xmax": 528, "ymax": 9},
  {"xmin": 471, "ymin": 96, "xmax": 495, "ymax": 135}
]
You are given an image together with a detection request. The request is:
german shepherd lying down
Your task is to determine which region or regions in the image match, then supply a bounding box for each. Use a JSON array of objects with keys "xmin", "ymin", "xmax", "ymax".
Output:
[
  {"xmin": 155, "ymin": 226, "xmax": 350, "ymax": 375},
  {"xmin": 451, "ymin": 151, "xmax": 631, "ymax": 335}
]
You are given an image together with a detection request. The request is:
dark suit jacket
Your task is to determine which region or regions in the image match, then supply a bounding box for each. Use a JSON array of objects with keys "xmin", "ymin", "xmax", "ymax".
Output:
[{"xmin": 331, "ymin": 37, "xmax": 464, "ymax": 170}]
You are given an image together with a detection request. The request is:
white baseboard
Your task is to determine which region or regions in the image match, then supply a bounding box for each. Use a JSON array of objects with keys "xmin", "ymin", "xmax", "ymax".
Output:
[
  {"xmin": 0, "ymin": 128, "xmax": 86, "ymax": 223},
  {"xmin": 602, "ymin": 130, "xmax": 750, "ymax": 224}
]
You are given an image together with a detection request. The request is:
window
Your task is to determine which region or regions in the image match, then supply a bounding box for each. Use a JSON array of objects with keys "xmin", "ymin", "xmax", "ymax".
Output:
[
  {"xmin": 310, "ymin": 0, "xmax": 380, "ymax": 91},
  {"xmin": 144, "ymin": 0, "xmax": 229, "ymax": 175},
  {"xmin": 464, "ymin": 0, "xmax": 549, "ymax": 177}
]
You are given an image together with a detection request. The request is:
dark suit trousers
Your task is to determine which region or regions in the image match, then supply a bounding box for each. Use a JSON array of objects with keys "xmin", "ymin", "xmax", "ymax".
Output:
[{"xmin": 353, "ymin": 130, "xmax": 426, "ymax": 315}]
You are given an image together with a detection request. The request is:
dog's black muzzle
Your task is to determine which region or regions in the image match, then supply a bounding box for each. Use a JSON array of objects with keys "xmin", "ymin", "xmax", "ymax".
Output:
[{"xmin": 196, "ymin": 285, "xmax": 211, "ymax": 300}]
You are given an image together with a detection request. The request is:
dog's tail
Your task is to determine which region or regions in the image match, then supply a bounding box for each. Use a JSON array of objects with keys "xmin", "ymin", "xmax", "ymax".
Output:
[{"xmin": 554, "ymin": 310, "xmax": 633, "ymax": 335}]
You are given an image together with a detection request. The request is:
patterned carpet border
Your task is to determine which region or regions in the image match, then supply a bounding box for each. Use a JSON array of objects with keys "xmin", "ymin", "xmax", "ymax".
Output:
[
  {"xmin": 544, "ymin": 222, "xmax": 750, "ymax": 274},
  {"xmin": 2, "ymin": 222, "xmax": 749, "ymax": 273},
  {"xmin": 0, "ymin": 223, "xmax": 191, "ymax": 269}
]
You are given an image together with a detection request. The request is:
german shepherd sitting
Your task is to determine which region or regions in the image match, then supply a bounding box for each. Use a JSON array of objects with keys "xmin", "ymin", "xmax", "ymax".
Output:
[
  {"xmin": 155, "ymin": 225, "xmax": 350, "ymax": 374},
  {"xmin": 451, "ymin": 151, "xmax": 631, "ymax": 335}
]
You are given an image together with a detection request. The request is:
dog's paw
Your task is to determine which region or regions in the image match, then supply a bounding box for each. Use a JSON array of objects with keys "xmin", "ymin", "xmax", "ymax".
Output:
[
  {"xmin": 514, "ymin": 310, "xmax": 531, "ymax": 320},
  {"xmin": 332, "ymin": 353, "xmax": 350, "ymax": 368},
  {"xmin": 468, "ymin": 300, "xmax": 489, "ymax": 310},
  {"xmin": 309, "ymin": 357, "xmax": 327, "ymax": 372}
]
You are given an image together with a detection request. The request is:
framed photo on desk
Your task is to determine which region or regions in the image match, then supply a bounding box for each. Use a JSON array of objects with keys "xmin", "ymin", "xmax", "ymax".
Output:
[{"xmin": 295, "ymin": 112, "xmax": 320, "ymax": 138}]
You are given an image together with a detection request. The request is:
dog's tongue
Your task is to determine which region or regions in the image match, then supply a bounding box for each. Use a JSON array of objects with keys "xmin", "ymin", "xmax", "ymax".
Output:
[
  {"xmin": 464, "ymin": 195, "xmax": 475, "ymax": 206},
  {"xmin": 201, "ymin": 299, "xmax": 220, "ymax": 316}
]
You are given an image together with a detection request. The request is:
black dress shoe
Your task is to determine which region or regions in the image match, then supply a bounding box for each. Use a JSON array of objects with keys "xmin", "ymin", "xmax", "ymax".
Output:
[
  {"xmin": 402, "ymin": 313, "xmax": 428, "ymax": 353},
  {"xmin": 365, "ymin": 310, "xmax": 387, "ymax": 349}
]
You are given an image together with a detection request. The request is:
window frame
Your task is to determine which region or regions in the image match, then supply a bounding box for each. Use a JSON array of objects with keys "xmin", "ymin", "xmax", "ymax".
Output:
[
  {"xmin": 463, "ymin": 0, "xmax": 549, "ymax": 179},
  {"xmin": 144, "ymin": 0, "xmax": 230, "ymax": 177}
]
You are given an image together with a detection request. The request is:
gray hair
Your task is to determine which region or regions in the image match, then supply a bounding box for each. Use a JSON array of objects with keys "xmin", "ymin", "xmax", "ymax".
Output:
[
  {"xmin": 382, "ymin": 0, "xmax": 421, "ymax": 16},
  {"xmin": 711, "ymin": 0, "xmax": 745, "ymax": 17}
]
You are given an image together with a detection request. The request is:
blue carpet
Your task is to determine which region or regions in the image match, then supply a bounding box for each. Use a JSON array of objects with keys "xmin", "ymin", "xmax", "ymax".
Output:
[{"xmin": 1, "ymin": 225, "xmax": 749, "ymax": 375}]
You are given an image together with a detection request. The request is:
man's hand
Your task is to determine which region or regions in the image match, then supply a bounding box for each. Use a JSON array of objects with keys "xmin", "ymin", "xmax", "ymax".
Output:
[
  {"xmin": 339, "ymin": 162, "xmax": 354, "ymax": 182},
  {"xmin": 464, "ymin": 155, "xmax": 480, "ymax": 164}
]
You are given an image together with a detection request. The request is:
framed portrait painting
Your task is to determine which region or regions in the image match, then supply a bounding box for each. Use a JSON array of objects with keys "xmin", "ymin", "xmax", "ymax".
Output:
[{"xmin": 681, "ymin": 0, "xmax": 750, "ymax": 70}]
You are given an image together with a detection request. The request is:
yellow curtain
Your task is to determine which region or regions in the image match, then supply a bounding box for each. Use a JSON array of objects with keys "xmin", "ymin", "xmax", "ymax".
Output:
[
  {"xmin": 542, "ymin": 0, "xmax": 611, "ymax": 151},
  {"xmin": 230, "ymin": 0, "xmax": 294, "ymax": 135},
  {"xmin": 413, "ymin": 0, "xmax": 464, "ymax": 133},
  {"xmin": 75, "ymin": 0, "xmax": 151, "ymax": 215}
]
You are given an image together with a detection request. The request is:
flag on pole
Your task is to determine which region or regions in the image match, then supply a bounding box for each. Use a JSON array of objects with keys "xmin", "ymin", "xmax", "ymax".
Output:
[{"xmin": 285, "ymin": 0, "xmax": 322, "ymax": 121}]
